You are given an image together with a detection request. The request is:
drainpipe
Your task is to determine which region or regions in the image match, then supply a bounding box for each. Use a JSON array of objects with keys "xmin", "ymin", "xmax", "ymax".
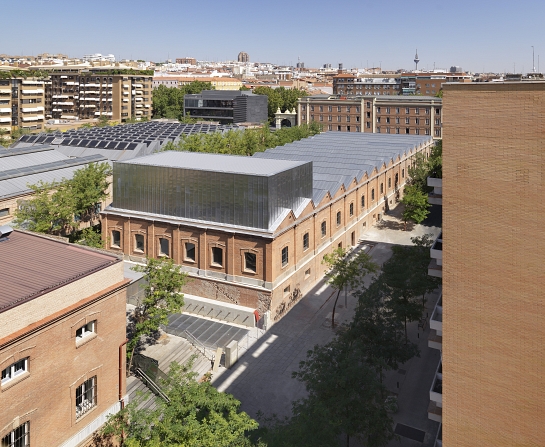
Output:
[{"xmin": 119, "ymin": 338, "xmax": 128, "ymax": 408}]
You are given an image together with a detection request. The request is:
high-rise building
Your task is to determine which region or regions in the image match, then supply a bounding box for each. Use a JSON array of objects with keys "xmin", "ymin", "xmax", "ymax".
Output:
[
  {"xmin": 238, "ymin": 52, "xmax": 249, "ymax": 63},
  {"xmin": 441, "ymin": 81, "xmax": 545, "ymax": 446},
  {"xmin": 47, "ymin": 67, "xmax": 152, "ymax": 122}
]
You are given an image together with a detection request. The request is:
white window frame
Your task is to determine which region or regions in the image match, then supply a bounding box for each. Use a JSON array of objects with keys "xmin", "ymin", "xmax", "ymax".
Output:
[
  {"xmin": 76, "ymin": 321, "xmax": 96, "ymax": 341},
  {"xmin": 76, "ymin": 376, "xmax": 97, "ymax": 420},
  {"xmin": 1, "ymin": 358, "xmax": 28, "ymax": 385}
]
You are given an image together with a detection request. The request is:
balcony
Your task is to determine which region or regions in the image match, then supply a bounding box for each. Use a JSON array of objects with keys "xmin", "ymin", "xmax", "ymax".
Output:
[
  {"xmin": 429, "ymin": 294, "xmax": 442, "ymax": 350},
  {"xmin": 428, "ymin": 233, "xmax": 442, "ymax": 278},
  {"xmin": 427, "ymin": 176, "xmax": 442, "ymax": 205},
  {"xmin": 428, "ymin": 359, "xmax": 442, "ymax": 422}
]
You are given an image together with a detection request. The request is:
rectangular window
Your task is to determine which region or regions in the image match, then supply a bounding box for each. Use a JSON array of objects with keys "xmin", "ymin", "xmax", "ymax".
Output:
[
  {"xmin": 281, "ymin": 247, "xmax": 289, "ymax": 267},
  {"xmin": 244, "ymin": 252, "xmax": 256, "ymax": 273},
  {"xmin": 377, "ymin": 107, "xmax": 381, "ymax": 113},
  {"xmin": 185, "ymin": 242, "xmax": 195, "ymax": 261},
  {"xmin": 336, "ymin": 211, "xmax": 342, "ymax": 226},
  {"xmin": 76, "ymin": 376, "xmax": 97, "ymax": 420},
  {"xmin": 111, "ymin": 230, "xmax": 120, "ymax": 248},
  {"xmin": 396, "ymin": 107, "xmax": 400, "ymax": 114},
  {"xmin": 76, "ymin": 321, "xmax": 95, "ymax": 341},
  {"xmin": 0, "ymin": 208, "xmax": 9, "ymax": 217},
  {"xmin": 415, "ymin": 107, "xmax": 420, "ymax": 115},
  {"xmin": 361, "ymin": 195, "xmax": 365, "ymax": 208},
  {"xmin": 349, "ymin": 203, "xmax": 354, "ymax": 216},
  {"xmin": 386, "ymin": 107, "xmax": 390, "ymax": 113},
  {"xmin": 406, "ymin": 107, "xmax": 410, "ymax": 114},
  {"xmin": 135, "ymin": 234, "xmax": 144, "ymax": 252},
  {"xmin": 415, "ymin": 118, "xmax": 420, "ymax": 125},
  {"xmin": 346, "ymin": 116, "xmax": 350, "ymax": 122},
  {"xmin": 319, "ymin": 105, "xmax": 323, "ymax": 112},
  {"xmin": 283, "ymin": 285, "xmax": 291, "ymax": 297},
  {"xmin": 1, "ymin": 358, "xmax": 28, "ymax": 385},
  {"xmin": 328, "ymin": 105, "xmax": 332, "ymax": 112},
  {"xmin": 303, "ymin": 232, "xmax": 309, "ymax": 251},
  {"xmin": 1, "ymin": 422, "xmax": 29, "ymax": 447},
  {"xmin": 321, "ymin": 221, "xmax": 327, "ymax": 237},
  {"xmin": 212, "ymin": 247, "xmax": 223, "ymax": 266},
  {"xmin": 304, "ymin": 268, "xmax": 311, "ymax": 279},
  {"xmin": 159, "ymin": 238, "xmax": 169, "ymax": 257}
]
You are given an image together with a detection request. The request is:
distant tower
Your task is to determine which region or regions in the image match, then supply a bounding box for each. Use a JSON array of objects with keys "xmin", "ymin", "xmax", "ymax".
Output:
[
  {"xmin": 414, "ymin": 49, "xmax": 420, "ymax": 71},
  {"xmin": 238, "ymin": 51, "xmax": 249, "ymax": 63}
]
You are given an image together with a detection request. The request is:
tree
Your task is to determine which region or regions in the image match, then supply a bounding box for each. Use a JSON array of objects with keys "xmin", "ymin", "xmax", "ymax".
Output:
[
  {"xmin": 400, "ymin": 185, "xmax": 431, "ymax": 230},
  {"xmin": 127, "ymin": 258, "xmax": 187, "ymax": 370},
  {"xmin": 346, "ymin": 276, "xmax": 419, "ymax": 386},
  {"xmin": 322, "ymin": 247, "xmax": 378, "ymax": 328},
  {"xmin": 409, "ymin": 234, "xmax": 441, "ymax": 310},
  {"xmin": 96, "ymin": 115, "xmax": 110, "ymax": 127},
  {"xmin": 13, "ymin": 162, "xmax": 111, "ymax": 237},
  {"xmin": 291, "ymin": 337, "xmax": 395, "ymax": 447},
  {"xmin": 152, "ymin": 81, "xmax": 214, "ymax": 120},
  {"xmin": 76, "ymin": 226, "xmax": 104, "ymax": 249},
  {"xmin": 99, "ymin": 361, "xmax": 262, "ymax": 447},
  {"xmin": 14, "ymin": 179, "xmax": 77, "ymax": 235},
  {"xmin": 71, "ymin": 162, "xmax": 111, "ymax": 222},
  {"xmin": 380, "ymin": 246, "xmax": 425, "ymax": 342},
  {"xmin": 253, "ymin": 86, "xmax": 308, "ymax": 124}
]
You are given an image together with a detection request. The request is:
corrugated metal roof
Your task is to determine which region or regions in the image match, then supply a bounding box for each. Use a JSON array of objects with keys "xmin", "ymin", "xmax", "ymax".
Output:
[
  {"xmin": 118, "ymin": 151, "xmax": 309, "ymax": 176},
  {"xmin": 253, "ymin": 132, "xmax": 433, "ymax": 203},
  {"xmin": 0, "ymin": 230, "xmax": 119, "ymax": 313},
  {"xmin": 0, "ymin": 148, "xmax": 107, "ymax": 199}
]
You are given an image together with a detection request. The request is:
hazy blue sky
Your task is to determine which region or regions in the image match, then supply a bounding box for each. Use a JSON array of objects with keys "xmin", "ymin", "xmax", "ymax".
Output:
[{"xmin": 3, "ymin": 0, "xmax": 544, "ymax": 73}]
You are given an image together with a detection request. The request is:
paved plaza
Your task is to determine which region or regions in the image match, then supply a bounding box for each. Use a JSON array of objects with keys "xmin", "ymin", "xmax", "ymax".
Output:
[{"xmin": 211, "ymin": 206, "xmax": 442, "ymax": 446}]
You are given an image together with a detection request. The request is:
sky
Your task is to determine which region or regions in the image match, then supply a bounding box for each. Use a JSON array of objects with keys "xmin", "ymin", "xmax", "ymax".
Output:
[{"xmin": 2, "ymin": 0, "xmax": 545, "ymax": 73}]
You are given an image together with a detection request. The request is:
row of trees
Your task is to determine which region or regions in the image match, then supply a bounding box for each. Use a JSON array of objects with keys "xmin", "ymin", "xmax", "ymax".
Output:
[
  {"xmin": 400, "ymin": 141, "xmax": 442, "ymax": 229},
  {"xmin": 13, "ymin": 162, "xmax": 111, "ymax": 246},
  {"xmin": 162, "ymin": 122, "xmax": 322, "ymax": 156}
]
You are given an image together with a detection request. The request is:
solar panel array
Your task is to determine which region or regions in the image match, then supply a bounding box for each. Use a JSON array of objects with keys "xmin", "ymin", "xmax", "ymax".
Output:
[
  {"xmin": 254, "ymin": 132, "xmax": 433, "ymax": 203},
  {"xmin": 17, "ymin": 121, "xmax": 241, "ymax": 152}
]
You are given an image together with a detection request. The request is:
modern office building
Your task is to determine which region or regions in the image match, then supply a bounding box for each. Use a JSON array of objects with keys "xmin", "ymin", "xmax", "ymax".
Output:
[
  {"xmin": 0, "ymin": 75, "xmax": 46, "ymax": 139},
  {"xmin": 441, "ymin": 81, "xmax": 545, "ymax": 446},
  {"xmin": 298, "ymin": 95, "xmax": 442, "ymax": 138},
  {"xmin": 0, "ymin": 227, "xmax": 129, "ymax": 447},
  {"xmin": 184, "ymin": 90, "xmax": 267, "ymax": 124},
  {"xmin": 47, "ymin": 67, "xmax": 153, "ymax": 122},
  {"xmin": 101, "ymin": 133, "xmax": 434, "ymax": 322}
]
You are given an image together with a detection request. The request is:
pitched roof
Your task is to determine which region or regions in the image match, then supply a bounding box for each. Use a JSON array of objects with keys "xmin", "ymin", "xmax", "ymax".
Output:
[{"xmin": 0, "ymin": 230, "xmax": 119, "ymax": 313}]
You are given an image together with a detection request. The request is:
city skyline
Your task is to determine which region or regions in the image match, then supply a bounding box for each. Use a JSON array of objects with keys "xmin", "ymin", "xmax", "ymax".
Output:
[{"xmin": 2, "ymin": 0, "xmax": 545, "ymax": 73}]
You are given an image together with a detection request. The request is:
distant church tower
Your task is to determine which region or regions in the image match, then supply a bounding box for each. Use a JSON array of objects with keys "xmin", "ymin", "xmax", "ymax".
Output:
[{"xmin": 414, "ymin": 49, "xmax": 420, "ymax": 71}]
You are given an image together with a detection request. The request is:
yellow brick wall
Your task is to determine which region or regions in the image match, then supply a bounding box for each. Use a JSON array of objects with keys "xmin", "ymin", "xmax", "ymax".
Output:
[{"xmin": 442, "ymin": 82, "xmax": 545, "ymax": 446}]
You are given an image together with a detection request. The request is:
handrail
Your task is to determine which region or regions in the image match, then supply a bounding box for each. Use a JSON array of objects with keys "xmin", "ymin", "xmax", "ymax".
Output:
[
  {"xmin": 183, "ymin": 330, "xmax": 216, "ymax": 361},
  {"xmin": 135, "ymin": 367, "xmax": 170, "ymax": 402}
]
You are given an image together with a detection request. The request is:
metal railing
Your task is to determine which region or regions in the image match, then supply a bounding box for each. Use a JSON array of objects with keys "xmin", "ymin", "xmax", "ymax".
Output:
[
  {"xmin": 135, "ymin": 367, "xmax": 170, "ymax": 403},
  {"xmin": 183, "ymin": 330, "xmax": 217, "ymax": 362}
]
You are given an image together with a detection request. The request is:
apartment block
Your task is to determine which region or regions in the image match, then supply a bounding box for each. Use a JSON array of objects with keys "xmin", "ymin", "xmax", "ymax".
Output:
[
  {"xmin": 0, "ymin": 76, "xmax": 46, "ymax": 139},
  {"xmin": 298, "ymin": 95, "xmax": 442, "ymax": 138},
  {"xmin": 48, "ymin": 68, "xmax": 152, "ymax": 122},
  {"xmin": 0, "ymin": 228, "xmax": 129, "ymax": 447},
  {"xmin": 441, "ymin": 81, "xmax": 545, "ymax": 446},
  {"xmin": 333, "ymin": 73, "xmax": 401, "ymax": 96}
]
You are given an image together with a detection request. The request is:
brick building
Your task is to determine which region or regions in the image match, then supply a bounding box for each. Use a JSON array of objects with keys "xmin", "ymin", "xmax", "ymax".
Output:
[
  {"xmin": 0, "ymin": 228, "xmax": 129, "ymax": 446},
  {"xmin": 298, "ymin": 95, "xmax": 443, "ymax": 138},
  {"xmin": 101, "ymin": 133, "xmax": 434, "ymax": 322},
  {"xmin": 441, "ymin": 81, "xmax": 545, "ymax": 445}
]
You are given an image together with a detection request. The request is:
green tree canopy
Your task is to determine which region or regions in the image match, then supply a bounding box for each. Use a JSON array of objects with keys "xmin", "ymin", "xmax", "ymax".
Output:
[
  {"xmin": 99, "ymin": 361, "xmax": 262, "ymax": 447},
  {"xmin": 128, "ymin": 258, "xmax": 187, "ymax": 369},
  {"xmin": 400, "ymin": 185, "xmax": 431, "ymax": 229},
  {"xmin": 322, "ymin": 247, "xmax": 378, "ymax": 328},
  {"xmin": 252, "ymin": 86, "xmax": 308, "ymax": 123}
]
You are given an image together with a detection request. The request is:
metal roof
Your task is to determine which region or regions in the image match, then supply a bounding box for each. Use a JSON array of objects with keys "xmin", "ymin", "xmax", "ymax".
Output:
[
  {"xmin": 253, "ymin": 132, "xmax": 433, "ymax": 202},
  {"xmin": 0, "ymin": 147, "xmax": 106, "ymax": 199},
  {"xmin": 0, "ymin": 230, "xmax": 119, "ymax": 313},
  {"xmin": 118, "ymin": 150, "xmax": 308, "ymax": 176}
]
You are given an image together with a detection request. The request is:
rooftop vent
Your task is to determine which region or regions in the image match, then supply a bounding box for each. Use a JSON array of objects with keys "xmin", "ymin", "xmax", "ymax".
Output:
[{"xmin": 0, "ymin": 225, "xmax": 14, "ymax": 241}]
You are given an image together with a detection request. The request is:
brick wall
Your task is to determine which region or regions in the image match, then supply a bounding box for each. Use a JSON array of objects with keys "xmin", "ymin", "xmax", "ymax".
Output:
[
  {"xmin": 0, "ymin": 285, "xmax": 127, "ymax": 446},
  {"xmin": 442, "ymin": 82, "xmax": 545, "ymax": 446}
]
